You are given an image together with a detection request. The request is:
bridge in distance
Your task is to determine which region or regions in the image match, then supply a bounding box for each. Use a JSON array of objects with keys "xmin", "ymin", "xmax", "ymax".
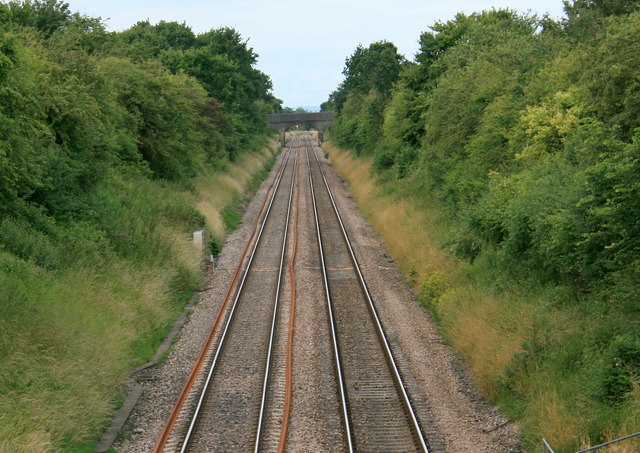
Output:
[{"xmin": 267, "ymin": 112, "xmax": 335, "ymax": 146}]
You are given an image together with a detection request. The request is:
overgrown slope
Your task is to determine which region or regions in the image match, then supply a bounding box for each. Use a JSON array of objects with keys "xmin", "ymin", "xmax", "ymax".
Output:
[
  {"xmin": 0, "ymin": 2, "xmax": 280, "ymax": 451},
  {"xmin": 324, "ymin": 2, "xmax": 640, "ymax": 451}
]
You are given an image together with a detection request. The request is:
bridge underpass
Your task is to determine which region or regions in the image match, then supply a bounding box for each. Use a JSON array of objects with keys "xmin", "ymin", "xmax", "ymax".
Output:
[{"xmin": 267, "ymin": 112, "xmax": 335, "ymax": 146}]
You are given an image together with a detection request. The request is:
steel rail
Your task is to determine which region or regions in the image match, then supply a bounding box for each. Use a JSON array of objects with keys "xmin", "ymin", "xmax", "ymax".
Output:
[
  {"xmin": 305, "ymin": 143, "xmax": 355, "ymax": 453},
  {"xmin": 276, "ymin": 142, "xmax": 301, "ymax": 453},
  {"xmin": 309, "ymin": 138, "xmax": 430, "ymax": 453},
  {"xmin": 179, "ymin": 141, "xmax": 296, "ymax": 453},
  {"xmin": 254, "ymin": 143, "xmax": 298, "ymax": 452},
  {"xmin": 153, "ymin": 141, "xmax": 293, "ymax": 453}
]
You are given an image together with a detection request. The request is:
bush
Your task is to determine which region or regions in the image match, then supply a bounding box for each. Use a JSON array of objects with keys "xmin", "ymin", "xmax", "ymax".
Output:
[
  {"xmin": 419, "ymin": 272, "xmax": 448, "ymax": 316},
  {"xmin": 593, "ymin": 334, "xmax": 640, "ymax": 404}
]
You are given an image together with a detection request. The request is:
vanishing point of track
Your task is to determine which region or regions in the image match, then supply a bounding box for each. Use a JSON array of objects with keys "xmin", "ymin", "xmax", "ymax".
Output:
[{"xmin": 153, "ymin": 134, "xmax": 435, "ymax": 452}]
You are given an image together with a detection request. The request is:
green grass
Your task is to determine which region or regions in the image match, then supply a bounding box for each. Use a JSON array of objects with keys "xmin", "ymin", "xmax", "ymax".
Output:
[
  {"xmin": 221, "ymin": 205, "xmax": 243, "ymax": 232},
  {"xmin": 248, "ymin": 169, "xmax": 269, "ymax": 192},
  {"xmin": 248, "ymin": 154, "xmax": 276, "ymax": 192},
  {"xmin": 221, "ymin": 151, "xmax": 277, "ymax": 235},
  {"xmin": 0, "ymin": 139, "xmax": 278, "ymax": 452}
]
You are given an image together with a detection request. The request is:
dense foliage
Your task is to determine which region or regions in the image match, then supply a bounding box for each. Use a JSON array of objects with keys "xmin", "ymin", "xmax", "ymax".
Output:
[
  {"xmin": 326, "ymin": 2, "xmax": 640, "ymax": 450},
  {"xmin": 0, "ymin": 1, "xmax": 279, "ymax": 451},
  {"xmin": 0, "ymin": 0, "xmax": 282, "ymax": 247}
]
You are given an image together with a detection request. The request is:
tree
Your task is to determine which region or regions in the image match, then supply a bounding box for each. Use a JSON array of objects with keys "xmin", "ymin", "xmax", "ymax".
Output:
[
  {"xmin": 160, "ymin": 26, "xmax": 277, "ymax": 141},
  {"xmin": 563, "ymin": 0, "xmax": 640, "ymax": 39},
  {"xmin": 564, "ymin": 0, "xmax": 640, "ymax": 18},
  {"xmin": 6, "ymin": 0, "xmax": 71, "ymax": 36},
  {"xmin": 197, "ymin": 27, "xmax": 257, "ymax": 66},
  {"xmin": 342, "ymin": 41, "xmax": 404, "ymax": 98},
  {"xmin": 113, "ymin": 20, "xmax": 196, "ymax": 60},
  {"xmin": 417, "ymin": 13, "xmax": 472, "ymax": 67}
]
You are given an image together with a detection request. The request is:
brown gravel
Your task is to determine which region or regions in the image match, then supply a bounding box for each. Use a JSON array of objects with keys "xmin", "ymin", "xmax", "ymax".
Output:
[{"xmin": 112, "ymin": 138, "xmax": 522, "ymax": 453}]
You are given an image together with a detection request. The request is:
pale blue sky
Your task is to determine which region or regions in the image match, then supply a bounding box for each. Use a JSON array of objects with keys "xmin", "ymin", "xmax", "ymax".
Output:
[{"xmin": 67, "ymin": 0, "xmax": 567, "ymax": 108}]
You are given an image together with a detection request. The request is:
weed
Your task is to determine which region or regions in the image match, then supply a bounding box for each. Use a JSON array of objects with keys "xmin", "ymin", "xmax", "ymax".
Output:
[
  {"xmin": 209, "ymin": 237, "xmax": 222, "ymax": 256},
  {"xmin": 221, "ymin": 205, "xmax": 243, "ymax": 232},
  {"xmin": 419, "ymin": 272, "xmax": 448, "ymax": 315}
]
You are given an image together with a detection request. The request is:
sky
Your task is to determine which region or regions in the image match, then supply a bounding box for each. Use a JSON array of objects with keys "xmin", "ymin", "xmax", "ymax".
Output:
[{"xmin": 66, "ymin": 0, "xmax": 567, "ymax": 109}]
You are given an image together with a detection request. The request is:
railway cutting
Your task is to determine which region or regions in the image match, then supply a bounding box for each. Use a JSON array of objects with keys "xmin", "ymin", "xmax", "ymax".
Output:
[{"xmin": 148, "ymin": 135, "xmax": 445, "ymax": 452}]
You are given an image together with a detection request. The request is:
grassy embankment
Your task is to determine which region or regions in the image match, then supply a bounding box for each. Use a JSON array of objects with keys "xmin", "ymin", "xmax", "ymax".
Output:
[
  {"xmin": 0, "ymin": 142, "xmax": 277, "ymax": 453},
  {"xmin": 324, "ymin": 141, "xmax": 640, "ymax": 453}
]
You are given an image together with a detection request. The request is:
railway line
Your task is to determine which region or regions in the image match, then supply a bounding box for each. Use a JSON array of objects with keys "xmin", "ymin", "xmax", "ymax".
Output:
[{"xmin": 153, "ymin": 134, "xmax": 439, "ymax": 452}]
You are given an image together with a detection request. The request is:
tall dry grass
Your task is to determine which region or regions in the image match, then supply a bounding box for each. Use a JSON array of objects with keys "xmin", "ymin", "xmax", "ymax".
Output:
[
  {"xmin": 327, "ymin": 141, "xmax": 640, "ymax": 452},
  {"xmin": 326, "ymin": 143, "xmax": 452, "ymax": 282},
  {"xmin": 196, "ymin": 144, "xmax": 276, "ymax": 239}
]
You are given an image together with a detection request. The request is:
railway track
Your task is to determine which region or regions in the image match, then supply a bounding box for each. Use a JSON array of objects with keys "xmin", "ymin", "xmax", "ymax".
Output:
[
  {"xmin": 305, "ymin": 136, "xmax": 429, "ymax": 452},
  {"xmin": 154, "ymin": 134, "xmax": 439, "ymax": 452}
]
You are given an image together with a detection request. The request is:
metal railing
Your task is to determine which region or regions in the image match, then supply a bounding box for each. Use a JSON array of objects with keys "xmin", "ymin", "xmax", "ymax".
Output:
[
  {"xmin": 542, "ymin": 438, "xmax": 556, "ymax": 453},
  {"xmin": 543, "ymin": 432, "xmax": 640, "ymax": 453}
]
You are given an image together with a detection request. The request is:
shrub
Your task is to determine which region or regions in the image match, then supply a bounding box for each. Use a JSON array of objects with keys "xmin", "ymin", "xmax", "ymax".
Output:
[{"xmin": 594, "ymin": 334, "xmax": 640, "ymax": 404}]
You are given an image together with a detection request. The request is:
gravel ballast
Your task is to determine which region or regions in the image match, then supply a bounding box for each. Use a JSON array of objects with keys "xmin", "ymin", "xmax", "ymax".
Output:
[{"xmin": 113, "ymin": 141, "xmax": 521, "ymax": 453}]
